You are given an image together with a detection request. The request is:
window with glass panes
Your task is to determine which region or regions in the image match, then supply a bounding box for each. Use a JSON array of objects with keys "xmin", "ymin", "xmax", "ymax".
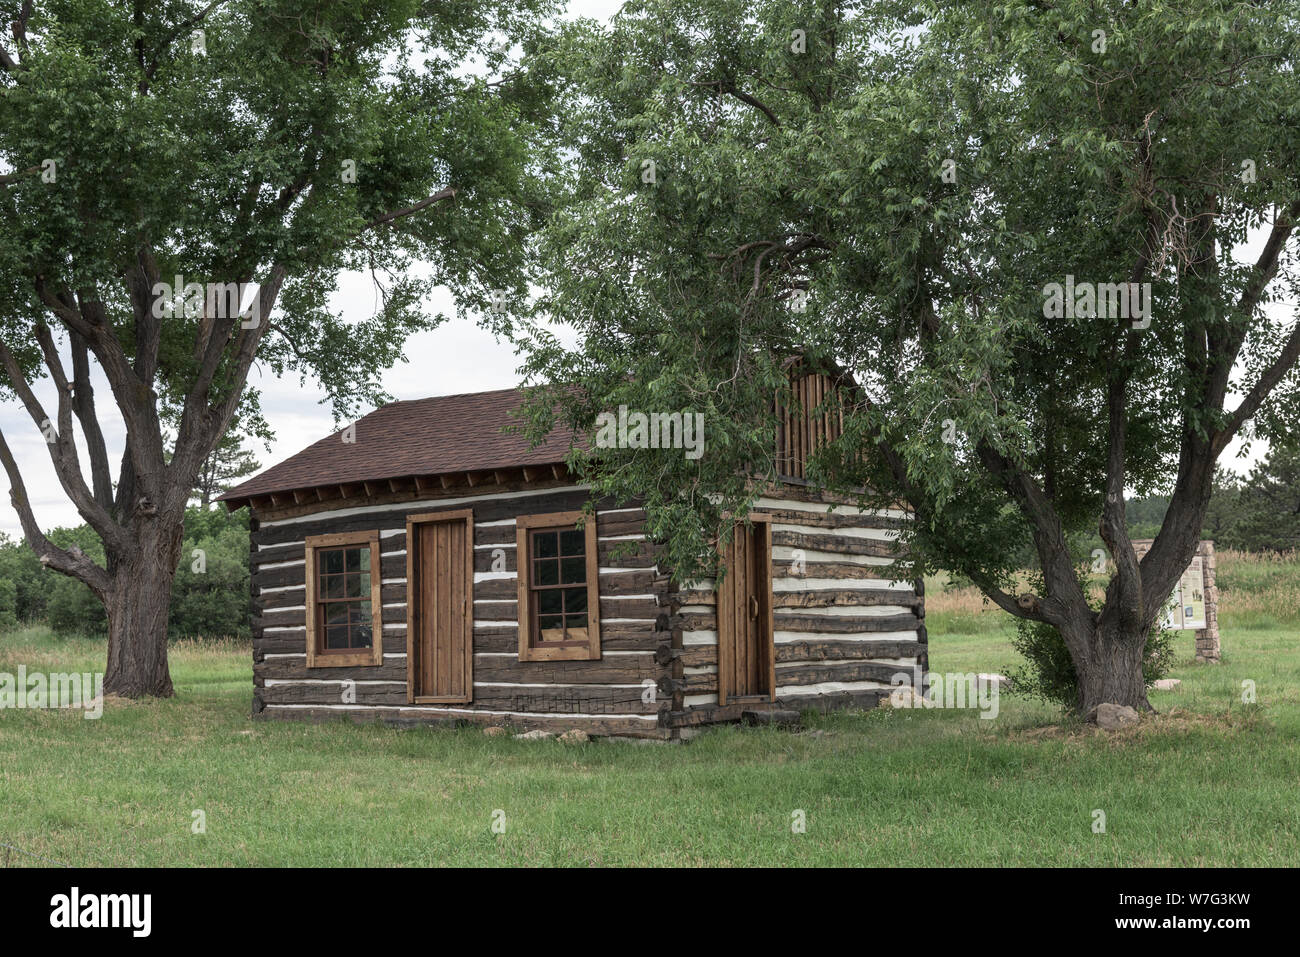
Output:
[
  {"xmin": 515, "ymin": 512, "xmax": 600, "ymax": 661},
  {"xmin": 304, "ymin": 530, "xmax": 383, "ymax": 667},
  {"xmin": 528, "ymin": 526, "xmax": 589, "ymax": 644},
  {"xmin": 316, "ymin": 545, "xmax": 373, "ymax": 651}
]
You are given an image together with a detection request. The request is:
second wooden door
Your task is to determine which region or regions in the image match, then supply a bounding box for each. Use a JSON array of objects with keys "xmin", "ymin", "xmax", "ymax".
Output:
[
  {"xmin": 717, "ymin": 516, "xmax": 775, "ymax": 704},
  {"xmin": 407, "ymin": 509, "xmax": 474, "ymax": 703}
]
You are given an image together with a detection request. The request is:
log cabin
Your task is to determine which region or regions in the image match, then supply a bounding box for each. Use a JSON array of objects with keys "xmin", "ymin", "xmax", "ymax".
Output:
[{"xmin": 218, "ymin": 369, "xmax": 926, "ymax": 740}]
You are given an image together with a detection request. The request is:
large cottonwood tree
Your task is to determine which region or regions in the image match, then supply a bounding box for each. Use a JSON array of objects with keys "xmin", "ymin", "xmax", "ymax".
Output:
[
  {"xmin": 0, "ymin": 0, "xmax": 557, "ymax": 695},
  {"xmin": 520, "ymin": 0, "xmax": 1300, "ymax": 713}
]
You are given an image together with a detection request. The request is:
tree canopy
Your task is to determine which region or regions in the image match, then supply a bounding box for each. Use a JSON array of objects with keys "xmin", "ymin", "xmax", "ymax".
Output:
[
  {"xmin": 519, "ymin": 0, "xmax": 1300, "ymax": 711},
  {"xmin": 0, "ymin": 0, "xmax": 560, "ymax": 693}
]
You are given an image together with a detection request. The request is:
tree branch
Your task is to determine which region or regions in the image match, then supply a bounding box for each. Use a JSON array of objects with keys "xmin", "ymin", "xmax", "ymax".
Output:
[
  {"xmin": 690, "ymin": 77, "xmax": 782, "ymax": 127},
  {"xmin": 824, "ymin": 366, "xmax": 1069, "ymax": 629},
  {"xmin": 2, "ymin": 328, "xmax": 127, "ymax": 550},
  {"xmin": 144, "ymin": 1, "xmax": 230, "ymax": 81},
  {"xmin": 1214, "ymin": 316, "xmax": 1300, "ymax": 456},
  {"xmin": 360, "ymin": 187, "xmax": 457, "ymax": 232},
  {"xmin": 974, "ymin": 440, "xmax": 1091, "ymax": 637},
  {"xmin": 171, "ymin": 264, "xmax": 288, "ymax": 513},
  {"xmin": 1096, "ymin": 371, "xmax": 1143, "ymax": 634},
  {"xmin": 1206, "ymin": 199, "xmax": 1299, "ymax": 415},
  {"xmin": 724, "ymin": 84, "xmax": 781, "ymax": 128},
  {"xmin": 0, "ymin": 165, "xmax": 40, "ymax": 185},
  {"xmin": 68, "ymin": 330, "xmax": 115, "ymax": 510},
  {"xmin": 0, "ymin": 427, "xmax": 112, "ymax": 597}
]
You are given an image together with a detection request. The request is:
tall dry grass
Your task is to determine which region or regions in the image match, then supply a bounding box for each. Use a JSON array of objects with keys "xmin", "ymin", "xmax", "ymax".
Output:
[
  {"xmin": 1213, "ymin": 549, "xmax": 1300, "ymax": 628},
  {"xmin": 926, "ymin": 550, "xmax": 1300, "ymax": 632}
]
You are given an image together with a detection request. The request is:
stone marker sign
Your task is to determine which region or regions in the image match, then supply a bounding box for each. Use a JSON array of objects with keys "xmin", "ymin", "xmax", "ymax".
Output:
[{"xmin": 1131, "ymin": 539, "xmax": 1220, "ymax": 663}]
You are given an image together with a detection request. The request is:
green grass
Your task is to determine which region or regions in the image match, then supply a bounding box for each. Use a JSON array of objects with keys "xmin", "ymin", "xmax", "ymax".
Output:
[{"xmin": 2, "ymin": 553, "xmax": 1299, "ymax": 866}]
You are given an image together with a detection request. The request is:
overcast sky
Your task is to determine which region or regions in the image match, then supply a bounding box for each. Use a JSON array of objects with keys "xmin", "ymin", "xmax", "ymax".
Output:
[{"xmin": 0, "ymin": 1, "xmax": 1286, "ymax": 538}]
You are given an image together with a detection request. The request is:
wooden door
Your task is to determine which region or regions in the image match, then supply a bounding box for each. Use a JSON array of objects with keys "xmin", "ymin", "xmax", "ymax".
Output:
[
  {"xmin": 406, "ymin": 509, "xmax": 474, "ymax": 703},
  {"xmin": 717, "ymin": 515, "xmax": 775, "ymax": 704}
]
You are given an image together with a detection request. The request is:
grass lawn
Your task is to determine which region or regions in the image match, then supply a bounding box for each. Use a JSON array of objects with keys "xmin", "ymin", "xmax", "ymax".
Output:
[{"xmin": 1, "ymin": 551, "xmax": 1298, "ymax": 866}]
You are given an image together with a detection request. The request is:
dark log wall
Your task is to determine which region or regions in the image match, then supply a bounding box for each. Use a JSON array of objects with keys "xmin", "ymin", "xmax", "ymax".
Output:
[
  {"xmin": 249, "ymin": 485, "xmax": 674, "ymax": 738},
  {"xmin": 663, "ymin": 488, "xmax": 925, "ymax": 728},
  {"xmin": 246, "ymin": 483, "xmax": 922, "ymax": 738}
]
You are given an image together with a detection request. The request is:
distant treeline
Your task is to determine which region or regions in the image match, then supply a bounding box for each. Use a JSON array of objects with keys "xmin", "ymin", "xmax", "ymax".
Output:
[
  {"xmin": 0, "ymin": 507, "xmax": 250, "ymax": 638},
  {"xmin": 1002, "ymin": 442, "xmax": 1300, "ymax": 572},
  {"xmin": 1126, "ymin": 443, "xmax": 1300, "ymax": 554}
]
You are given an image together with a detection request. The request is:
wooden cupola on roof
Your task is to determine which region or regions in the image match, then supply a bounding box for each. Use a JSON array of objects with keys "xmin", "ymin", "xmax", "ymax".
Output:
[{"xmin": 774, "ymin": 358, "xmax": 854, "ymax": 482}]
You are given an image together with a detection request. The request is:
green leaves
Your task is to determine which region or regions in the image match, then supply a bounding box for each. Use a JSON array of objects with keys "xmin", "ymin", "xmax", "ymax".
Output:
[
  {"xmin": 0, "ymin": 0, "xmax": 560, "ymax": 421},
  {"xmin": 519, "ymin": 0, "xmax": 1300, "ymax": 598}
]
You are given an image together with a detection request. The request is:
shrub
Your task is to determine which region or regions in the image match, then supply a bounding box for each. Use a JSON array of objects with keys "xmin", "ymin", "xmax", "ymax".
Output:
[
  {"xmin": 45, "ymin": 526, "xmax": 108, "ymax": 636},
  {"xmin": 46, "ymin": 575, "xmax": 108, "ymax": 635},
  {"xmin": 0, "ymin": 577, "xmax": 17, "ymax": 632},
  {"xmin": 0, "ymin": 533, "xmax": 49, "ymax": 622},
  {"xmin": 1007, "ymin": 619, "xmax": 1175, "ymax": 713},
  {"xmin": 169, "ymin": 508, "xmax": 250, "ymax": 639},
  {"xmin": 0, "ymin": 507, "xmax": 250, "ymax": 639}
]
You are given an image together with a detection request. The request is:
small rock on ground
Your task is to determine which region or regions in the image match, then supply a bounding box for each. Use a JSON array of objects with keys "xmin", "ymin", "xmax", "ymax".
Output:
[
  {"xmin": 1152, "ymin": 678, "xmax": 1182, "ymax": 691},
  {"xmin": 558, "ymin": 729, "xmax": 589, "ymax": 744},
  {"xmin": 483, "ymin": 726, "xmax": 509, "ymax": 737},
  {"xmin": 1087, "ymin": 702, "xmax": 1140, "ymax": 729},
  {"xmin": 513, "ymin": 729, "xmax": 555, "ymax": 741},
  {"xmin": 883, "ymin": 686, "xmax": 926, "ymax": 708}
]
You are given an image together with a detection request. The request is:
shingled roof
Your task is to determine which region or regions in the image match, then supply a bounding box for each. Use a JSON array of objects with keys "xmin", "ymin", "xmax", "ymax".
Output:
[{"xmin": 218, "ymin": 387, "xmax": 575, "ymax": 509}]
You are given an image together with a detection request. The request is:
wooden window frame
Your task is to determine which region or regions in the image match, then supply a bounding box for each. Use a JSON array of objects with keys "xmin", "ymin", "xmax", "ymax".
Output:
[
  {"xmin": 405, "ymin": 508, "xmax": 475, "ymax": 705},
  {"xmin": 516, "ymin": 511, "xmax": 601, "ymax": 662},
  {"xmin": 304, "ymin": 530, "xmax": 384, "ymax": 668}
]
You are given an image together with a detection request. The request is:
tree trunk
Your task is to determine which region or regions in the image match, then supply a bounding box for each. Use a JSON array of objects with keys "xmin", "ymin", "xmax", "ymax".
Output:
[
  {"xmin": 1072, "ymin": 620, "xmax": 1152, "ymax": 714},
  {"xmin": 103, "ymin": 520, "xmax": 182, "ymax": 698}
]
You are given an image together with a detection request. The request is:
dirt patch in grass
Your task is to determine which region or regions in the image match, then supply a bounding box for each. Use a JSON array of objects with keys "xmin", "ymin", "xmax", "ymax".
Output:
[{"xmin": 1009, "ymin": 705, "xmax": 1265, "ymax": 743}]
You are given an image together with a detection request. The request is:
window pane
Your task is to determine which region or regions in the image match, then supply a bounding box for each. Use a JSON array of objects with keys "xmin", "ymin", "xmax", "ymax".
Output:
[
  {"xmin": 563, "ymin": 587, "xmax": 587, "ymax": 614},
  {"xmin": 323, "ymin": 549, "xmax": 344, "ymax": 575},
  {"xmin": 564, "ymin": 615, "xmax": 588, "ymax": 633},
  {"xmin": 345, "ymin": 548, "xmax": 361, "ymax": 572},
  {"xmin": 358, "ymin": 548, "xmax": 370, "ymax": 572},
  {"xmin": 346, "ymin": 573, "xmax": 368, "ymax": 598},
  {"xmin": 538, "ymin": 589, "xmax": 563, "ymax": 615},
  {"xmin": 325, "ymin": 602, "xmax": 350, "ymax": 624},
  {"xmin": 352, "ymin": 621, "xmax": 373, "ymax": 649},
  {"xmin": 560, "ymin": 557, "xmax": 585, "ymax": 584},
  {"xmin": 537, "ymin": 615, "xmax": 563, "ymax": 640},
  {"xmin": 321, "ymin": 574, "xmax": 345, "ymax": 599},
  {"xmin": 325, "ymin": 624, "xmax": 349, "ymax": 649},
  {"xmin": 534, "ymin": 559, "xmax": 559, "ymax": 586},
  {"xmin": 560, "ymin": 529, "xmax": 584, "ymax": 556},
  {"xmin": 533, "ymin": 531, "xmax": 558, "ymax": 559},
  {"xmin": 350, "ymin": 601, "xmax": 371, "ymax": 625}
]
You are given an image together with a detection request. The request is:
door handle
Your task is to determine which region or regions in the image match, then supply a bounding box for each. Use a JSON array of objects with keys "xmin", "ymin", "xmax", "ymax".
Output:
[{"xmin": 749, "ymin": 595, "xmax": 759, "ymax": 619}]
